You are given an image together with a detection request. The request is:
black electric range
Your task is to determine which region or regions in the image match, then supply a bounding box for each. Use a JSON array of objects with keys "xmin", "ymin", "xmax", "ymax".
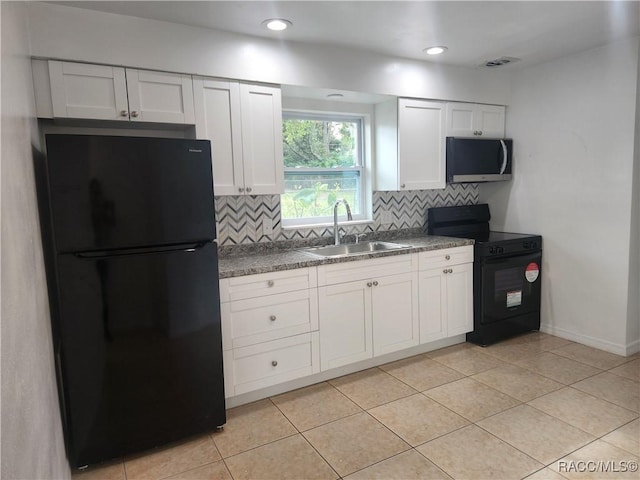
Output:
[{"xmin": 428, "ymin": 204, "xmax": 542, "ymax": 345}]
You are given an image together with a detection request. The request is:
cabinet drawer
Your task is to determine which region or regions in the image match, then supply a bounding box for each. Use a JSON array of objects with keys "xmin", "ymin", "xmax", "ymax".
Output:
[
  {"xmin": 419, "ymin": 246, "xmax": 473, "ymax": 269},
  {"xmin": 228, "ymin": 332, "xmax": 320, "ymax": 395},
  {"xmin": 317, "ymin": 253, "xmax": 417, "ymax": 286},
  {"xmin": 219, "ymin": 267, "xmax": 317, "ymax": 302},
  {"xmin": 222, "ymin": 289, "xmax": 318, "ymax": 349}
]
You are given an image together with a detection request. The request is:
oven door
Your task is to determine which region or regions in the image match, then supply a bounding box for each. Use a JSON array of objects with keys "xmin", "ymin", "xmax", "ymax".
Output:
[{"xmin": 478, "ymin": 251, "xmax": 542, "ymax": 325}]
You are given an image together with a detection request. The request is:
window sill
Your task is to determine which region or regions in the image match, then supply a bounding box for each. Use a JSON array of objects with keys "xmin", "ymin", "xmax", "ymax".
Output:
[{"xmin": 281, "ymin": 218, "xmax": 374, "ymax": 230}]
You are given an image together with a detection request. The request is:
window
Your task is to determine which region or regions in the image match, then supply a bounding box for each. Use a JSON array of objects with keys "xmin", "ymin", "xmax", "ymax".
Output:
[{"xmin": 281, "ymin": 112, "xmax": 369, "ymax": 227}]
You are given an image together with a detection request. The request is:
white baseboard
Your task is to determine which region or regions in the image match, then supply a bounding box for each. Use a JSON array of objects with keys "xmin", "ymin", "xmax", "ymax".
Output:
[{"xmin": 540, "ymin": 323, "xmax": 638, "ymax": 357}]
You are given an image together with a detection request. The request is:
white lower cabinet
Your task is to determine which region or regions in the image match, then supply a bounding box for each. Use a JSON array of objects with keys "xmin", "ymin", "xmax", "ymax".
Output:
[
  {"xmin": 318, "ymin": 280, "xmax": 373, "ymax": 370},
  {"xmin": 219, "ymin": 267, "xmax": 320, "ymax": 397},
  {"xmin": 221, "ymin": 247, "xmax": 473, "ymax": 400},
  {"xmin": 224, "ymin": 332, "xmax": 320, "ymax": 396},
  {"xmin": 318, "ymin": 255, "xmax": 419, "ymax": 371},
  {"xmin": 419, "ymin": 246, "xmax": 474, "ymax": 342}
]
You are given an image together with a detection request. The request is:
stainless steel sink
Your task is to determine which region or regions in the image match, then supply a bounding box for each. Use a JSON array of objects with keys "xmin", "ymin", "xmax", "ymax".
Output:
[{"xmin": 297, "ymin": 241, "xmax": 412, "ymax": 258}]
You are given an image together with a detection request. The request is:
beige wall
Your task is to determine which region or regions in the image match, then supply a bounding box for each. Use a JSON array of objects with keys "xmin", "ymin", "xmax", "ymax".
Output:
[
  {"xmin": 0, "ymin": 2, "xmax": 70, "ymax": 478},
  {"xmin": 480, "ymin": 37, "xmax": 640, "ymax": 355}
]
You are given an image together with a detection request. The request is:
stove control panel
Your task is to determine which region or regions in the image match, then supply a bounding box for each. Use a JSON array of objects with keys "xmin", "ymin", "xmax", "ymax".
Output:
[
  {"xmin": 523, "ymin": 240, "xmax": 539, "ymax": 250},
  {"xmin": 489, "ymin": 246, "xmax": 505, "ymax": 255}
]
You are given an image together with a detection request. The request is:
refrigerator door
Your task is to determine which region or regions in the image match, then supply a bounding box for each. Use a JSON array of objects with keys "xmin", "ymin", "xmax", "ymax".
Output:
[
  {"xmin": 55, "ymin": 242, "xmax": 225, "ymax": 467},
  {"xmin": 45, "ymin": 135, "xmax": 216, "ymax": 253}
]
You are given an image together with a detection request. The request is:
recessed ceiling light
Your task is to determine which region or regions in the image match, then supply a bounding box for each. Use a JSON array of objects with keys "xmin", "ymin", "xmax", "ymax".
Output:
[
  {"xmin": 262, "ymin": 18, "xmax": 292, "ymax": 31},
  {"xmin": 424, "ymin": 46, "xmax": 448, "ymax": 55}
]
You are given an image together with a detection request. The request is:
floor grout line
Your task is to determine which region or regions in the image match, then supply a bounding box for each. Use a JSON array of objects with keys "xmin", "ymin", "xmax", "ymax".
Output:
[{"xmin": 73, "ymin": 334, "xmax": 638, "ymax": 480}]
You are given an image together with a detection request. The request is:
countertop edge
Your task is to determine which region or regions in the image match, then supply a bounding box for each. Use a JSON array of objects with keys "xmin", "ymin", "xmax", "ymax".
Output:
[{"xmin": 218, "ymin": 236, "xmax": 474, "ymax": 279}]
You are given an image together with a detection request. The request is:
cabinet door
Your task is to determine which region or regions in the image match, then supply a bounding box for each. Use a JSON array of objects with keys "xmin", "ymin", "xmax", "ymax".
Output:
[
  {"xmin": 476, "ymin": 105, "xmax": 505, "ymax": 138},
  {"xmin": 446, "ymin": 263, "xmax": 474, "ymax": 336},
  {"xmin": 319, "ymin": 281, "xmax": 372, "ymax": 370},
  {"xmin": 239, "ymin": 84, "xmax": 284, "ymax": 195},
  {"xmin": 193, "ymin": 77, "xmax": 245, "ymax": 195},
  {"xmin": 445, "ymin": 102, "xmax": 476, "ymax": 137},
  {"xmin": 126, "ymin": 69, "xmax": 195, "ymax": 124},
  {"xmin": 419, "ymin": 268, "xmax": 447, "ymax": 343},
  {"xmin": 49, "ymin": 61, "xmax": 128, "ymax": 120},
  {"xmin": 372, "ymin": 272, "xmax": 419, "ymax": 355},
  {"xmin": 398, "ymin": 99, "xmax": 446, "ymax": 190}
]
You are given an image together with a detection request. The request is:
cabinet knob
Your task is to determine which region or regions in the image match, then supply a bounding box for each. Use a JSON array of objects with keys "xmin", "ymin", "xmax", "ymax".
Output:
[
  {"xmin": 400, "ymin": 183, "xmax": 406, "ymax": 189},
  {"xmin": 271, "ymin": 360, "xmax": 278, "ymax": 367},
  {"xmin": 269, "ymin": 315, "xmax": 277, "ymax": 322},
  {"xmin": 367, "ymin": 282, "xmax": 373, "ymax": 287},
  {"xmin": 120, "ymin": 110, "xmax": 128, "ymax": 117},
  {"xmin": 448, "ymin": 268, "xmax": 453, "ymax": 273},
  {"xmin": 246, "ymin": 187, "xmax": 252, "ymax": 193},
  {"xmin": 267, "ymin": 280, "xmax": 275, "ymax": 287},
  {"xmin": 238, "ymin": 187, "xmax": 245, "ymax": 193},
  {"xmin": 445, "ymin": 255, "xmax": 451, "ymax": 260},
  {"xmin": 478, "ymin": 131, "xmax": 483, "ymax": 136},
  {"xmin": 373, "ymin": 280, "xmax": 379, "ymax": 286},
  {"xmin": 130, "ymin": 111, "xmax": 139, "ymax": 118},
  {"xmin": 443, "ymin": 269, "xmax": 448, "ymax": 274}
]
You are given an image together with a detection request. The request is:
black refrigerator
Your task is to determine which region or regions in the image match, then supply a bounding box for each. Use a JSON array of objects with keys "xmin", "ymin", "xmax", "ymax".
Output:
[{"xmin": 41, "ymin": 134, "xmax": 226, "ymax": 469}]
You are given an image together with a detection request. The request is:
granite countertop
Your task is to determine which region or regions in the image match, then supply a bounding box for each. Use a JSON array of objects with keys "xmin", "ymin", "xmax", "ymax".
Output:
[{"xmin": 218, "ymin": 233, "xmax": 474, "ymax": 278}]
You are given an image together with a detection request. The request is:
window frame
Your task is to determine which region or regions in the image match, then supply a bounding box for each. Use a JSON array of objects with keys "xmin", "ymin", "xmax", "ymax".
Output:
[{"xmin": 281, "ymin": 108, "xmax": 372, "ymax": 229}]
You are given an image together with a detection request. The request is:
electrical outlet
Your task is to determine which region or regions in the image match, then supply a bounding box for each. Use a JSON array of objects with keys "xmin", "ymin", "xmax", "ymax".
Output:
[
  {"xmin": 380, "ymin": 211, "xmax": 394, "ymax": 225},
  {"xmin": 262, "ymin": 221, "xmax": 273, "ymax": 235}
]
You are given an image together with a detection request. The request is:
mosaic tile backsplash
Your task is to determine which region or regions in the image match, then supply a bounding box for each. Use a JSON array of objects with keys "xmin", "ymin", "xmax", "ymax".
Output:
[{"xmin": 215, "ymin": 184, "xmax": 478, "ymax": 245}]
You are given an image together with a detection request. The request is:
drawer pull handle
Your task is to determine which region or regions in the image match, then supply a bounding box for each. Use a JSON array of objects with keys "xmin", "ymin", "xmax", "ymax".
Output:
[
  {"xmin": 269, "ymin": 315, "xmax": 277, "ymax": 322},
  {"xmin": 271, "ymin": 360, "xmax": 278, "ymax": 367},
  {"xmin": 373, "ymin": 280, "xmax": 379, "ymax": 286},
  {"xmin": 267, "ymin": 280, "xmax": 275, "ymax": 287},
  {"xmin": 445, "ymin": 255, "xmax": 451, "ymax": 260}
]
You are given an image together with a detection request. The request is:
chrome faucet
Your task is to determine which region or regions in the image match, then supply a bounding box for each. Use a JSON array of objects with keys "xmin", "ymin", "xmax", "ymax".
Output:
[{"xmin": 333, "ymin": 199, "xmax": 352, "ymax": 245}]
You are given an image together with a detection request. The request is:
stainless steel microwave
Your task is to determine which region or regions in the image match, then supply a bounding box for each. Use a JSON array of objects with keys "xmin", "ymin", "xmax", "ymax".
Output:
[{"xmin": 446, "ymin": 137, "xmax": 513, "ymax": 183}]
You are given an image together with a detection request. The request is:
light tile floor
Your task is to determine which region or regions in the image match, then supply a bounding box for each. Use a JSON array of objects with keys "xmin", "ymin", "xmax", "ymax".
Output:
[{"xmin": 75, "ymin": 333, "xmax": 639, "ymax": 480}]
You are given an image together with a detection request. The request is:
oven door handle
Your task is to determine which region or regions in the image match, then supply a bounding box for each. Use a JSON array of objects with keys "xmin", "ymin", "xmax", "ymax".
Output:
[
  {"xmin": 499, "ymin": 139, "xmax": 508, "ymax": 175},
  {"xmin": 482, "ymin": 251, "xmax": 541, "ymax": 265}
]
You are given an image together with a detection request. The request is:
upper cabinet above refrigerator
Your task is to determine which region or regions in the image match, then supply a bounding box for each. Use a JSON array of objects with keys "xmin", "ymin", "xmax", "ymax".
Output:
[
  {"xmin": 34, "ymin": 60, "xmax": 195, "ymax": 124},
  {"xmin": 445, "ymin": 102, "xmax": 505, "ymax": 138}
]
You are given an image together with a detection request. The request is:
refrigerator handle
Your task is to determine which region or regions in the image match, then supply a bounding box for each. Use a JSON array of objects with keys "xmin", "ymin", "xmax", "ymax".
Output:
[{"xmin": 74, "ymin": 242, "xmax": 209, "ymax": 259}]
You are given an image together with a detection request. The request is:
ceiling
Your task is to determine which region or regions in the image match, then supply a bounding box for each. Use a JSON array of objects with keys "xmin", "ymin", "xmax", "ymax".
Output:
[{"xmin": 53, "ymin": 1, "xmax": 640, "ymax": 70}]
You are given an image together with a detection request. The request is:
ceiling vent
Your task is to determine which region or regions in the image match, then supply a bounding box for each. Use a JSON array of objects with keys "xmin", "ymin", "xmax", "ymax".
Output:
[{"xmin": 483, "ymin": 56, "xmax": 521, "ymax": 67}]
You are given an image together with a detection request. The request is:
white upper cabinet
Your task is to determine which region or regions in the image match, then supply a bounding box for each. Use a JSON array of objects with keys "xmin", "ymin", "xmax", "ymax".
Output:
[
  {"xmin": 238, "ymin": 84, "xmax": 284, "ymax": 196},
  {"xmin": 445, "ymin": 102, "xmax": 505, "ymax": 138},
  {"xmin": 125, "ymin": 69, "xmax": 195, "ymax": 124},
  {"xmin": 375, "ymin": 98, "xmax": 446, "ymax": 191},
  {"xmin": 49, "ymin": 61, "xmax": 129, "ymax": 120},
  {"xmin": 193, "ymin": 78, "xmax": 244, "ymax": 196},
  {"xmin": 194, "ymin": 78, "xmax": 284, "ymax": 196},
  {"xmin": 48, "ymin": 61, "xmax": 195, "ymax": 124}
]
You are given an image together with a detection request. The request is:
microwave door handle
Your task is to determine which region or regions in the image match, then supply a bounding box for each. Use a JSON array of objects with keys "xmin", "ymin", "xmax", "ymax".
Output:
[{"xmin": 499, "ymin": 139, "xmax": 508, "ymax": 174}]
